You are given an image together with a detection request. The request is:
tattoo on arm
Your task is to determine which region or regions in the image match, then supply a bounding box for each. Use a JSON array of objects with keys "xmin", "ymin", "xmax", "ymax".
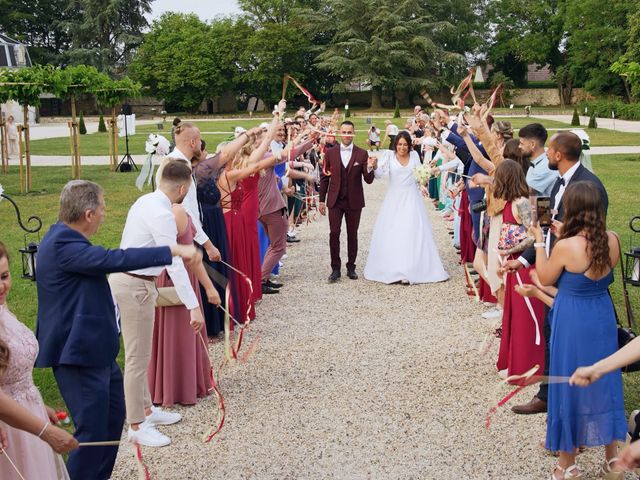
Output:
[{"xmin": 503, "ymin": 199, "xmax": 534, "ymax": 255}]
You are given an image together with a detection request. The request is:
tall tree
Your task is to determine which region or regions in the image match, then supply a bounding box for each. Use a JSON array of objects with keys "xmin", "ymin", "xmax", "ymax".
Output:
[
  {"xmin": 129, "ymin": 13, "xmax": 235, "ymax": 112},
  {"xmin": 563, "ymin": 0, "xmax": 635, "ymax": 99},
  {"xmin": 304, "ymin": 0, "xmax": 462, "ymax": 108},
  {"xmin": 64, "ymin": 0, "xmax": 151, "ymax": 74},
  {"xmin": 0, "ymin": 0, "xmax": 77, "ymax": 65}
]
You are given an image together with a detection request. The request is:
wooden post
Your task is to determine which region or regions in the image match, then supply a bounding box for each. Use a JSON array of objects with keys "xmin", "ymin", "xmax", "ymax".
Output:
[
  {"xmin": 17, "ymin": 125, "xmax": 24, "ymax": 193},
  {"xmin": 68, "ymin": 121, "xmax": 75, "ymax": 177},
  {"xmin": 70, "ymin": 95, "xmax": 80, "ymax": 179},
  {"xmin": 111, "ymin": 106, "xmax": 118, "ymax": 170},
  {"xmin": 22, "ymin": 104, "xmax": 31, "ymax": 192},
  {"xmin": 0, "ymin": 105, "xmax": 7, "ymax": 173}
]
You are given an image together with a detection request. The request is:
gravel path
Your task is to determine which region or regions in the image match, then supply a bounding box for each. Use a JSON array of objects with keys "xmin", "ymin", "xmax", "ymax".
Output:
[{"xmin": 110, "ymin": 179, "xmax": 616, "ymax": 479}]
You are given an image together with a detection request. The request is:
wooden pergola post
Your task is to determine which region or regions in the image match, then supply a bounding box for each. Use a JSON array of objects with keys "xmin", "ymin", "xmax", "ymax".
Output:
[{"xmin": 21, "ymin": 105, "xmax": 31, "ymax": 192}]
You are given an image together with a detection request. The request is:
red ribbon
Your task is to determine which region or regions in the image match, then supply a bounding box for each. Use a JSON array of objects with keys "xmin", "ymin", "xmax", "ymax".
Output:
[{"xmin": 284, "ymin": 74, "xmax": 320, "ymax": 105}]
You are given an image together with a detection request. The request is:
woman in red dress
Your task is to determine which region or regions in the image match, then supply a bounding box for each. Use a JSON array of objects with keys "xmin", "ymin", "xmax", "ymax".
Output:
[{"xmin": 493, "ymin": 160, "xmax": 545, "ymax": 384}]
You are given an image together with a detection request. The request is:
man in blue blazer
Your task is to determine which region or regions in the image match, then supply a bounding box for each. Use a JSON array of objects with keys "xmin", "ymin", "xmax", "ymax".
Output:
[
  {"xmin": 35, "ymin": 180, "xmax": 199, "ymax": 480},
  {"xmin": 503, "ymin": 132, "xmax": 608, "ymax": 416}
]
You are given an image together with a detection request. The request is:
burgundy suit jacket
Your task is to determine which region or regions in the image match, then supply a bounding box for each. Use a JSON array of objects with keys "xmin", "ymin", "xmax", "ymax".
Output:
[{"xmin": 319, "ymin": 144, "xmax": 375, "ymax": 210}]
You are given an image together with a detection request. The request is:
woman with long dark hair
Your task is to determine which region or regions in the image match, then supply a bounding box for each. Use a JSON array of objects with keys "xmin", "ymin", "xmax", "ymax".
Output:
[
  {"xmin": 363, "ymin": 131, "xmax": 448, "ymax": 284},
  {"xmin": 532, "ymin": 181, "xmax": 626, "ymax": 479}
]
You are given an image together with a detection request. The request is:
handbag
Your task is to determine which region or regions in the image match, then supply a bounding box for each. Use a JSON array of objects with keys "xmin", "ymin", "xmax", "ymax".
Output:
[
  {"xmin": 497, "ymin": 222, "xmax": 529, "ymax": 251},
  {"xmin": 612, "ymin": 232, "xmax": 640, "ymax": 373},
  {"xmin": 156, "ymin": 287, "xmax": 183, "ymax": 307}
]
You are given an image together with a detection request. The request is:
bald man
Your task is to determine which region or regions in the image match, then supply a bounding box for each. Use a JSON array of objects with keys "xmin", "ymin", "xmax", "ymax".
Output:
[{"xmin": 159, "ymin": 122, "xmax": 220, "ymax": 261}]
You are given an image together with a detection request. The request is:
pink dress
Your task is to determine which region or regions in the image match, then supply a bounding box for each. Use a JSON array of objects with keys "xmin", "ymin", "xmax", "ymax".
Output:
[
  {"xmin": 239, "ymin": 174, "xmax": 263, "ymax": 304},
  {"xmin": 0, "ymin": 305, "xmax": 69, "ymax": 479},
  {"xmin": 148, "ymin": 217, "xmax": 212, "ymax": 406}
]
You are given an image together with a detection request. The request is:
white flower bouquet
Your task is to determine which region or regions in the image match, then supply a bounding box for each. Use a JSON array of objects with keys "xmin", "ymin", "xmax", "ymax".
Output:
[{"xmin": 413, "ymin": 164, "xmax": 432, "ymax": 186}]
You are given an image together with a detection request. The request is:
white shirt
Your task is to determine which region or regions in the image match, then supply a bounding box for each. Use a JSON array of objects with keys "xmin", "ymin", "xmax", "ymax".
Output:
[
  {"xmin": 121, "ymin": 190, "xmax": 199, "ymax": 310},
  {"xmin": 340, "ymin": 143, "xmax": 353, "ymax": 168},
  {"xmin": 386, "ymin": 124, "xmax": 399, "ymax": 136},
  {"xmin": 156, "ymin": 147, "xmax": 210, "ymax": 246},
  {"xmin": 546, "ymin": 161, "xmax": 581, "ymax": 254}
]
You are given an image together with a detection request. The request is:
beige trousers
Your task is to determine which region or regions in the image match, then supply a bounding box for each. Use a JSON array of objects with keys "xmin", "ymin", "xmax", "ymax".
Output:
[{"xmin": 108, "ymin": 272, "xmax": 158, "ymax": 425}]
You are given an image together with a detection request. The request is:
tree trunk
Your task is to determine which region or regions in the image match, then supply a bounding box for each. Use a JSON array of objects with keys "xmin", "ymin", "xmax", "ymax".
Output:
[
  {"xmin": 22, "ymin": 104, "xmax": 31, "ymax": 192},
  {"xmin": 622, "ymin": 77, "xmax": 632, "ymax": 103},
  {"xmin": 370, "ymin": 87, "xmax": 383, "ymax": 110}
]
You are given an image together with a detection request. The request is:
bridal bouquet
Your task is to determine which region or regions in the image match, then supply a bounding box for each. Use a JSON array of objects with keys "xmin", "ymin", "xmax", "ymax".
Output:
[{"xmin": 413, "ymin": 164, "xmax": 432, "ymax": 186}]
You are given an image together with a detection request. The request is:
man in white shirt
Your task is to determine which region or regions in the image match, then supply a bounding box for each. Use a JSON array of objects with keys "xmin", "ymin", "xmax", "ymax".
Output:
[
  {"xmin": 518, "ymin": 123, "xmax": 558, "ymax": 196},
  {"xmin": 110, "ymin": 159, "xmax": 210, "ymax": 447},
  {"xmin": 160, "ymin": 122, "xmax": 221, "ymax": 262}
]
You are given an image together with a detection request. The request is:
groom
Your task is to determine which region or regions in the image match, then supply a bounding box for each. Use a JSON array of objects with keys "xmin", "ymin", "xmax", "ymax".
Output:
[{"xmin": 319, "ymin": 120, "xmax": 376, "ymax": 282}]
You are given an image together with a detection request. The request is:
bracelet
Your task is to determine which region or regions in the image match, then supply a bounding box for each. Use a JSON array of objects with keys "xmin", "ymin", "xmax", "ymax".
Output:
[
  {"xmin": 37, "ymin": 421, "xmax": 49, "ymax": 438},
  {"xmin": 534, "ymin": 242, "xmax": 546, "ymax": 249}
]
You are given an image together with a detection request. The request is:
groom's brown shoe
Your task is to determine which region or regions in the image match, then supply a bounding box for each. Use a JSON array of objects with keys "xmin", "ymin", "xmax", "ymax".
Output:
[
  {"xmin": 347, "ymin": 269, "xmax": 358, "ymax": 280},
  {"xmin": 328, "ymin": 270, "xmax": 341, "ymax": 283},
  {"xmin": 511, "ymin": 395, "xmax": 547, "ymax": 414}
]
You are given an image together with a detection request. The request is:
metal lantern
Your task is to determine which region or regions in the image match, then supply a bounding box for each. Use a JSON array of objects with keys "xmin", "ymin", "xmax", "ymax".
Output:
[
  {"xmin": 625, "ymin": 216, "xmax": 640, "ymax": 287},
  {"xmin": 19, "ymin": 241, "xmax": 38, "ymax": 281},
  {"xmin": 1, "ymin": 188, "xmax": 43, "ymax": 282}
]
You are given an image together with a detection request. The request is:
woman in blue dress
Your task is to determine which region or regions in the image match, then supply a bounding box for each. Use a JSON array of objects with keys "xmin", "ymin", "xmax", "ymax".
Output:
[{"xmin": 531, "ymin": 181, "xmax": 626, "ymax": 480}]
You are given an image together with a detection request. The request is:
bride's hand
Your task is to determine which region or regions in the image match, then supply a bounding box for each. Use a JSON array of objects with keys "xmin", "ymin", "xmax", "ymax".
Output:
[{"xmin": 419, "ymin": 185, "xmax": 430, "ymax": 198}]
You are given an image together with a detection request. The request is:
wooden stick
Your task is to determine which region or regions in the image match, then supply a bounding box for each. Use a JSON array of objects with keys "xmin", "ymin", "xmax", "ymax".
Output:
[
  {"xmin": 0, "ymin": 446, "xmax": 27, "ymax": 480},
  {"xmin": 78, "ymin": 440, "xmax": 122, "ymax": 447}
]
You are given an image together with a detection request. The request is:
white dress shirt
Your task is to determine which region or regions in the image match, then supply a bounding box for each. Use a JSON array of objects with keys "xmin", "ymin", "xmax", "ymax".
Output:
[
  {"xmin": 121, "ymin": 190, "xmax": 199, "ymax": 310},
  {"xmin": 156, "ymin": 147, "xmax": 210, "ymax": 246},
  {"xmin": 545, "ymin": 161, "xmax": 581, "ymax": 254},
  {"xmin": 340, "ymin": 143, "xmax": 353, "ymax": 168}
]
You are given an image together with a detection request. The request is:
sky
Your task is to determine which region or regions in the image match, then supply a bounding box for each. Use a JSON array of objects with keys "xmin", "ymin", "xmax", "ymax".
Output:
[{"xmin": 148, "ymin": 0, "xmax": 242, "ymax": 23}]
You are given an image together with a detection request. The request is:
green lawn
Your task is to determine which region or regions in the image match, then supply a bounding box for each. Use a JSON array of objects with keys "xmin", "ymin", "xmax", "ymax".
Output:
[{"xmin": 1, "ymin": 154, "xmax": 639, "ymax": 411}]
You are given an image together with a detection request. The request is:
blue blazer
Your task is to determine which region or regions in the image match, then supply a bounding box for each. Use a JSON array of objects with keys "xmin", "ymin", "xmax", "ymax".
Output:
[{"xmin": 35, "ymin": 222, "xmax": 173, "ymax": 368}]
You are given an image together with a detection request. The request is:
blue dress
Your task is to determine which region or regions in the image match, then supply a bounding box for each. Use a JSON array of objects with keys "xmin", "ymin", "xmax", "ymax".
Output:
[
  {"xmin": 196, "ymin": 156, "xmax": 232, "ymax": 337},
  {"xmin": 546, "ymin": 269, "xmax": 627, "ymax": 452}
]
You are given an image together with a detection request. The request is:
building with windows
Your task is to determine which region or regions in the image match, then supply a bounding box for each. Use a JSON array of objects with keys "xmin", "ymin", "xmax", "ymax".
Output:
[{"xmin": 0, "ymin": 34, "xmax": 36, "ymax": 124}]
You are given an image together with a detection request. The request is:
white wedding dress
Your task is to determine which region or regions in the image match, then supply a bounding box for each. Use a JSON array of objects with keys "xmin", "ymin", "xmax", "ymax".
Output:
[{"xmin": 364, "ymin": 150, "xmax": 449, "ymax": 284}]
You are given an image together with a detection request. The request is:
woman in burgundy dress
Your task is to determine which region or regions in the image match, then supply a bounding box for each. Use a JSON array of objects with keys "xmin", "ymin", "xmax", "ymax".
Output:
[
  {"xmin": 148, "ymin": 206, "xmax": 219, "ymax": 406},
  {"xmin": 493, "ymin": 160, "xmax": 545, "ymax": 384},
  {"xmin": 218, "ymin": 116, "xmax": 280, "ymax": 322}
]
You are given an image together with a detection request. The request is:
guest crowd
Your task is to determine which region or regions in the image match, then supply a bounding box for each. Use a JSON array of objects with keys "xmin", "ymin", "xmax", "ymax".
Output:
[{"xmin": 1, "ymin": 94, "xmax": 640, "ymax": 480}]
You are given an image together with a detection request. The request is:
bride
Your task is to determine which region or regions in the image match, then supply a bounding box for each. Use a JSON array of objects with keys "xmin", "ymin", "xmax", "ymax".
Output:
[{"xmin": 364, "ymin": 131, "xmax": 449, "ymax": 284}]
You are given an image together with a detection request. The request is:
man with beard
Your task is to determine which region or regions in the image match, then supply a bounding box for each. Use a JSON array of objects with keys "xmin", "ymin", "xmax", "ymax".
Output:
[
  {"xmin": 518, "ymin": 123, "xmax": 558, "ymax": 196},
  {"xmin": 506, "ymin": 131, "xmax": 608, "ymax": 415}
]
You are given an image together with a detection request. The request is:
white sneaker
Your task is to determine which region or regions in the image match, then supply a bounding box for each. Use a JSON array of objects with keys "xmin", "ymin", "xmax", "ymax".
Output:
[
  {"xmin": 128, "ymin": 422, "xmax": 171, "ymax": 447},
  {"xmin": 482, "ymin": 301, "xmax": 497, "ymax": 308},
  {"xmin": 481, "ymin": 308, "xmax": 503, "ymax": 320},
  {"xmin": 145, "ymin": 406, "xmax": 181, "ymax": 426},
  {"xmin": 281, "ymin": 254, "xmax": 288, "ymax": 260}
]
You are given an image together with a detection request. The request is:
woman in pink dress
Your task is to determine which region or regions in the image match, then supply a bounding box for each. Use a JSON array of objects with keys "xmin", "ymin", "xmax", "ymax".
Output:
[
  {"xmin": 148, "ymin": 206, "xmax": 219, "ymax": 406},
  {"xmin": 0, "ymin": 242, "xmax": 76, "ymax": 479},
  {"xmin": 493, "ymin": 161, "xmax": 545, "ymax": 383}
]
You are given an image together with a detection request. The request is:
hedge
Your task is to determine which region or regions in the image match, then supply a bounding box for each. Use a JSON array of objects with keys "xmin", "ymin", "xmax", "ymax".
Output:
[{"xmin": 579, "ymin": 99, "xmax": 640, "ymax": 121}]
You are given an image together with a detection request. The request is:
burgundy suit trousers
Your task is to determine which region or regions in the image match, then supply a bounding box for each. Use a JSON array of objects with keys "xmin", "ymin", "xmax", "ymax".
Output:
[{"xmin": 328, "ymin": 198, "xmax": 362, "ymax": 271}]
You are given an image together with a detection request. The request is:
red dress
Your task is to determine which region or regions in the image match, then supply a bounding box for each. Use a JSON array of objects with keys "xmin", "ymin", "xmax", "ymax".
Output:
[
  {"xmin": 496, "ymin": 201, "xmax": 545, "ymax": 384},
  {"xmin": 458, "ymin": 190, "xmax": 476, "ymax": 263},
  {"xmin": 221, "ymin": 177, "xmax": 256, "ymax": 323},
  {"xmin": 239, "ymin": 174, "xmax": 262, "ymax": 304},
  {"xmin": 148, "ymin": 216, "xmax": 212, "ymax": 405}
]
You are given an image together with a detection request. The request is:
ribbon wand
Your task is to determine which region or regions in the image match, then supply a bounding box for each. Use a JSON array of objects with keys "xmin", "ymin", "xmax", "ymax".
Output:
[{"xmin": 282, "ymin": 74, "xmax": 290, "ymax": 101}]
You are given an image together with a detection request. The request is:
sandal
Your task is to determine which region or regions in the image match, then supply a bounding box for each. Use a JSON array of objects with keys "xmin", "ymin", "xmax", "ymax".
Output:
[
  {"xmin": 550, "ymin": 464, "xmax": 581, "ymax": 480},
  {"xmin": 599, "ymin": 458, "xmax": 623, "ymax": 480}
]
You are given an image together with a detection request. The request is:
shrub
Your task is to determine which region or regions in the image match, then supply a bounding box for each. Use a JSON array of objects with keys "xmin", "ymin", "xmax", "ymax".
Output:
[
  {"xmin": 393, "ymin": 99, "xmax": 401, "ymax": 118},
  {"xmin": 98, "ymin": 114, "xmax": 107, "ymax": 132},
  {"xmin": 588, "ymin": 113, "xmax": 598, "ymax": 129},
  {"xmin": 579, "ymin": 99, "xmax": 640, "ymax": 121},
  {"xmin": 571, "ymin": 108, "xmax": 580, "ymax": 126},
  {"xmin": 78, "ymin": 111, "xmax": 87, "ymax": 134}
]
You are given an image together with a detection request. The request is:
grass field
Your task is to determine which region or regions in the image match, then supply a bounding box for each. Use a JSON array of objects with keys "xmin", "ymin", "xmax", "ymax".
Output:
[
  {"xmin": 1, "ymin": 153, "xmax": 639, "ymax": 410},
  {"xmin": 26, "ymin": 115, "xmax": 640, "ymax": 158}
]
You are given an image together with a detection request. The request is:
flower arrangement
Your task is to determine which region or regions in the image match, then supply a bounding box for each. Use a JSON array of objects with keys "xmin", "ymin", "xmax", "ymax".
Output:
[
  {"xmin": 144, "ymin": 133, "xmax": 170, "ymax": 157},
  {"xmin": 413, "ymin": 164, "xmax": 433, "ymax": 186}
]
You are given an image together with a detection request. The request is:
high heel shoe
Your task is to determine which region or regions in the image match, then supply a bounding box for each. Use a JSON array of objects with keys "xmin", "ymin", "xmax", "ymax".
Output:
[
  {"xmin": 549, "ymin": 464, "xmax": 581, "ymax": 480},
  {"xmin": 599, "ymin": 458, "xmax": 623, "ymax": 480}
]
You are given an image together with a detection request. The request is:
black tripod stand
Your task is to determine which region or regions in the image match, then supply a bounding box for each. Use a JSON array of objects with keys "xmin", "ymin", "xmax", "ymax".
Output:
[{"xmin": 116, "ymin": 104, "xmax": 137, "ymax": 172}]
